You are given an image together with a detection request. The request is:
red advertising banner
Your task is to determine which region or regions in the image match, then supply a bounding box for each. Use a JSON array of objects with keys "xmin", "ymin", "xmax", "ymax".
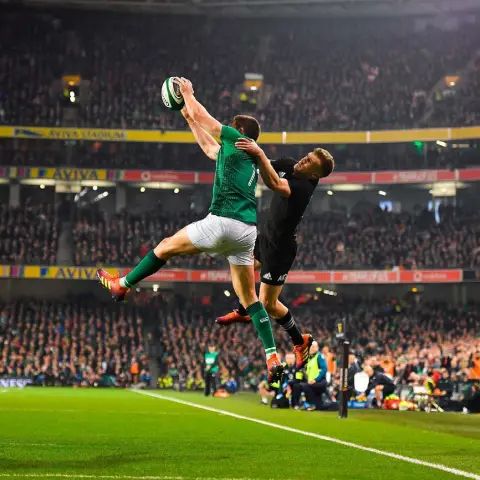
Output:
[
  {"xmin": 373, "ymin": 170, "xmax": 456, "ymax": 184},
  {"xmin": 398, "ymin": 269, "xmax": 462, "ymax": 283},
  {"xmin": 118, "ymin": 269, "xmax": 463, "ymax": 284},
  {"xmin": 120, "ymin": 269, "xmax": 189, "ymax": 282},
  {"xmin": 116, "ymin": 168, "xmax": 476, "ymax": 186},
  {"xmin": 190, "ymin": 270, "xmax": 234, "ymax": 283},
  {"xmin": 457, "ymin": 168, "xmax": 480, "ymax": 182},
  {"xmin": 196, "ymin": 172, "xmax": 215, "ymax": 184},
  {"xmin": 120, "ymin": 170, "xmax": 196, "ymax": 183},
  {"xmin": 332, "ymin": 270, "xmax": 399, "ymax": 284},
  {"xmin": 318, "ymin": 172, "xmax": 372, "ymax": 185},
  {"xmin": 286, "ymin": 271, "xmax": 332, "ymax": 283},
  {"xmin": 5, "ymin": 166, "xmax": 480, "ymax": 186}
]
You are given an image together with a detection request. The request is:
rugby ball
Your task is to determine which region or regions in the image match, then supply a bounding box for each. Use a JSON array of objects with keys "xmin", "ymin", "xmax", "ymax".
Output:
[{"xmin": 161, "ymin": 77, "xmax": 185, "ymax": 111}]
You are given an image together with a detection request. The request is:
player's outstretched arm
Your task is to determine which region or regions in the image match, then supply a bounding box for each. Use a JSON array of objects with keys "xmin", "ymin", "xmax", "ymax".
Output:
[
  {"xmin": 176, "ymin": 77, "xmax": 222, "ymax": 137},
  {"xmin": 181, "ymin": 108, "xmax": 219, "ymax": 161},
  {"xmin": 235, "ymin": 139, "xmax": 291, "ymax": 198}
]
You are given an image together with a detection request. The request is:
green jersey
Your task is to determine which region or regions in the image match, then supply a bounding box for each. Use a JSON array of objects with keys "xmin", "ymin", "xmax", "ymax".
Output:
[
  {"xmin": 204, "ymin": 351, "xmax": 219, "ymax": 373},
  {"xmin": 209, "ymin": 125, "xmax": 258, "ymax": 225}
]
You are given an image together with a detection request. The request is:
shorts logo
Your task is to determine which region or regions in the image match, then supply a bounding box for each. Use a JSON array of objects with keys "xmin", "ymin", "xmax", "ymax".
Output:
[
  {"xmin": 263, "ymin": 273, "xmax": 272, "ymax": 280},
  {"xmin": 277, "ymin": 274, "xmax": 287, "ymax": 282}
]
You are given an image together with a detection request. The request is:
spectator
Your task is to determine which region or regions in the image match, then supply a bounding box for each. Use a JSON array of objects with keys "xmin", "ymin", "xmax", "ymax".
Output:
[
  {"xmin": 0, "ymin": 299, "xmax": 147, "ymax": 387},
  {"xmin": 1, "ymin": 9, "xmax": 479, "ymax": 131},
  {"xmin": 69, "ymin": 204, "xmax": 480, "ymax": 270},
  {"xmin": 0, "ymin": 199, "xmax": 59, "ymax": 265}
]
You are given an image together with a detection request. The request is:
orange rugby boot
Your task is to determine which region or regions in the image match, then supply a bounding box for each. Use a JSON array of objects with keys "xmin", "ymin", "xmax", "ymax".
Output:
[
  {"xmin": 96, "ymin": 269, "xmax": 130, "ymax": 302},
  {"xmin": 293, "ymin": 334, "xmax": 314, "ymax": 369},
  {"xmin": 215, "ymin": 309, "xmax": 252, "ymax": 326},
  {"xmin": 267, "ymin": 353, "xmax": 284, "ymax": 386}
]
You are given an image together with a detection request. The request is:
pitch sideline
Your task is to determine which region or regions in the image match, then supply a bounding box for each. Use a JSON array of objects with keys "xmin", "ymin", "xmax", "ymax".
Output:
[
  {"xmin": 134, "ymin": 390, "xmax": 480, "ymax": 480},
  {"xmin": 0, "ymin": 475, "xmax": 267, "ymax": 480}
]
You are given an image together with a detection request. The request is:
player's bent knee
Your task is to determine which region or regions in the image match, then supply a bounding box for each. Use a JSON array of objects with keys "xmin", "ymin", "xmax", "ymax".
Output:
[
  {"xmin": 154, "ymin": 237, "xmax": 173, "ymax": 259},
  {"xmin": 259, "ymin": 294, "xmax": 277, "ymax": 314},
  {"xmin": 240, "ymin": 291, "xmax": 258, "ymax": 309}
]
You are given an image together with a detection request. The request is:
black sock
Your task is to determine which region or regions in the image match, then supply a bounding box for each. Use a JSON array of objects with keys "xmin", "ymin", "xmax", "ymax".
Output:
[
  {"xmin": 238, "ymin": 302, "xmax": 248, "ymax": 316},
  {"xmin": 275, "ymin": 311, "xmax": 303, "ymax": 346}
]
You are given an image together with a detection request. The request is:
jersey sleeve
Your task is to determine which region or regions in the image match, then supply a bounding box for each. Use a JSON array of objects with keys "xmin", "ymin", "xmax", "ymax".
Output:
[
  {"xmin": 220, "ymin": 125, "xmax": 245, "ymax": 144},
  {"xmin": 270, "ymin": 157, "xmax": 296, "ymax": 173}
]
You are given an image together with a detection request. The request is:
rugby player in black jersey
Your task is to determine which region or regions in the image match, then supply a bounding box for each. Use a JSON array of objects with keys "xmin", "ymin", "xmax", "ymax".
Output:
[{"xmin": 217, "ymin": 139, "xmax": 334, "ymax": 369}]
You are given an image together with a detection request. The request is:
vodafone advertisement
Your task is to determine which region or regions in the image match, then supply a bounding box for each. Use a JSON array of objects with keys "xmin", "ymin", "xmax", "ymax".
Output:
[{"xmin": 119, "ymin": 269, "xmax": 463, "ymax": 284}]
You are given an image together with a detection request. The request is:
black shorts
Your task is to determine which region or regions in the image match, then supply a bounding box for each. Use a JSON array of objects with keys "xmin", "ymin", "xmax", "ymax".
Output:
[
  {"xmin": 381, "ymin": 383, "xmax": 396, "ymax": 398},
  {"xmin": 254, "ymin": 233, "xmax": 297, "ymax": 286}
]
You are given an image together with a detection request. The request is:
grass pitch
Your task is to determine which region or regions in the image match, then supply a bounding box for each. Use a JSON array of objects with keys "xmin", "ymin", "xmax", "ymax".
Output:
[{"xmin": 0, "ymin": 388, "xmax": 479, "ymax": 480}]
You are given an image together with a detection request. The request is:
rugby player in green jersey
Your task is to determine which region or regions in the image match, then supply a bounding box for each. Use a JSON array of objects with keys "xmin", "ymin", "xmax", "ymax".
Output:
[{"xmin": 97, "ymin": 78, "xmax": 283, "ymax": 384}]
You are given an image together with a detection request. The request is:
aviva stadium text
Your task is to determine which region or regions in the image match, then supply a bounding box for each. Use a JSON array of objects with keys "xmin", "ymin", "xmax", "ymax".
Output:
[
  {"xmin": 12, "ymin": 127, "xmax": 127, "ymax": 141},
  {"xmin": 46, "ymin": 129, "xmax": 127, "ymax": 141}
]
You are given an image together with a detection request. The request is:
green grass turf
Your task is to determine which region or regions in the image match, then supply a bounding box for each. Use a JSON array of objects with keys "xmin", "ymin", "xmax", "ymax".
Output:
[{"xmin": 0, "ymin": 388, "xmax": 479, "ymax": 480}]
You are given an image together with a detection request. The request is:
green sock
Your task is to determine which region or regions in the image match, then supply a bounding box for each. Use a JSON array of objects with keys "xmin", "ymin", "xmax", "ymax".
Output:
[
  {"xmin": 247, "ymin": 301, "xmax": 277, "ymax": 358},
  {"xmin": 123, "ymin": 250, "xmax": 166, "ymax": 287}
]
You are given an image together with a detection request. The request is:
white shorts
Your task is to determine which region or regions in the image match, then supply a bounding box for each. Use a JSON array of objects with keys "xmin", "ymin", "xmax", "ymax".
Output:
[{"xmin": 186, "ymin": 213, "xmax": 257, "ymax": 265}]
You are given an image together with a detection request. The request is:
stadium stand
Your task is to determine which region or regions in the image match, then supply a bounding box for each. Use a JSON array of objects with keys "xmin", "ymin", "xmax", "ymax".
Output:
[
  {"xmin": 0, "ymin": 298, "xmax": 148, "ymax": 386},
  {"xmin": 68, "ymin": 204, "xmax": 480, "ymax": 270},
  {"xmin": 0, "ymin": 199, "xmax": 59, "ymax": 265},
  {"xmin": 0, "ymin": 9, "xmax": 479, "ymax": 131},
  {"xmin": 1, "ymin": 294, "xmax": 478, "ymax": 403},
  {"xmin": 429, "ymin": 60, "xmax": 480, "ymax": 128},
  {"xmin": 0, "ymin": 198, "xmax": 478, "ymax": 270},
  {"xmin": 72, "ymin": 207, "xmax": 225, "ymax": 268}
]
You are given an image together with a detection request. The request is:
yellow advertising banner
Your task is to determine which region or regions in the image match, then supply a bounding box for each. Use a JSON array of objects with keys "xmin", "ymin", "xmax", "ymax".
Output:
[
  {"xmin": 9, "ymin": 266, "xmax": 100, "ymax": 280},
  {"xmin": 9, "ymin": 167, "xmax": 110, "ymax": 181},
  {"xmin": 0, "ymin": 125, "xmax": 479, "ymax": 145}
]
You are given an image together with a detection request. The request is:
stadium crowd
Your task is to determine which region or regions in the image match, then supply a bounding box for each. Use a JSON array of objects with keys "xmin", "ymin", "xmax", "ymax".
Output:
[
  {"xmin": 0, "ymin": 8, "xmax": 479, "ymax": 131},
  {"xmin": 1, "ymin": 293, "xmax": 478, "ymax": 410},
  {"xmin": 152, "ymin": 293, "xmax": 480, "ymax": 408},
  {"xmin": 0, "ymin": 298, "xmax": 149, "ymax": 386},
  {"xmin": 72, "ymin": 207, "xmax": 224, "ymax": 269},
  {"xmin": 69, "ymin": 204, "xmax": 480, "ymax": 270},
  {"xmin": 0, "ymin": 200, "xmax": 59, "ymax": 265},
  {"xmin": 429, "ymin": 58, "xmax": 480, "ymax": 128},
  {"xmin": 0, "ymin": 199, "xmax": 478, "ymax": 270},
  {"xmin": 0, "ymin": 291, "xmax": 480, "ymax": 394}
]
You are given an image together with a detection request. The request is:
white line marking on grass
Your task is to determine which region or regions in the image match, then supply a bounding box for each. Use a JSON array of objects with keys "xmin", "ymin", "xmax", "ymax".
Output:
[
  {"xmin": 134, "ymin": 391, "xmax": 480, "ymax": 480},
  {"xmin": 0, "ymin": 442, "xmax": 61, "ymax": 447},
  {"xmin": 2, "ymin": 408, "xmax": 189, "ymax": 415},
  {"xmin": 0, "ymin": 475, "xmax": 266, "ymax": 480}
]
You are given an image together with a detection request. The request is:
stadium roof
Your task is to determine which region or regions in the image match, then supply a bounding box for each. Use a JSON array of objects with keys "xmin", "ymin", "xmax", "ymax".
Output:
[{"xmin": 13, "ymin": 0, "xmax": 480, "ymax": 17}]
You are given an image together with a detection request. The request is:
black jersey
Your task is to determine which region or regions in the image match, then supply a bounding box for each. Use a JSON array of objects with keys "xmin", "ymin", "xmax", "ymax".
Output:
[{"xmin": 263, "ymin": 157, "xmax": 318, "ymax": 247}]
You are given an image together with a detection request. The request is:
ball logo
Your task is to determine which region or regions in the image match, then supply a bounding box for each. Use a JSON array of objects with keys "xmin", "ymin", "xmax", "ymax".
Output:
[
  {"xmin": 172, "ymin": 80, "xmax": 182, "ymax": 99},
  {"xmin": 162, "ymin": 77, "xmax": 185, "ymax": 110}
]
